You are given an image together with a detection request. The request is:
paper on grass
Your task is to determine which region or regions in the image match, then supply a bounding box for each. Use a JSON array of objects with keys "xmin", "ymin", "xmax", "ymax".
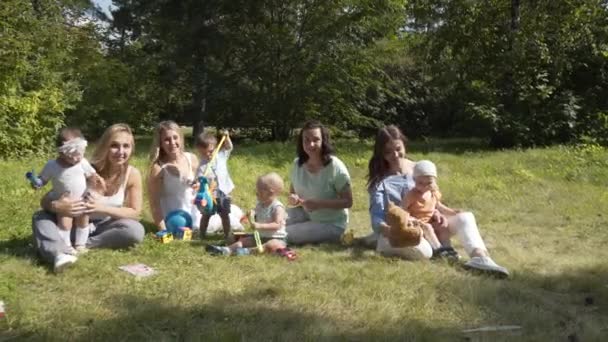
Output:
[{"xmin": 119, "ymin": 264, "xmax": 156, "ymax": 278}]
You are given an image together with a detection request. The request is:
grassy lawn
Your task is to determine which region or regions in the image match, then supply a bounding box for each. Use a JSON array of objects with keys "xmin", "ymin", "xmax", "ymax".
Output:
[{"xmin": 1, "ymin": 138, "xmax": 607, "ymax": 341}]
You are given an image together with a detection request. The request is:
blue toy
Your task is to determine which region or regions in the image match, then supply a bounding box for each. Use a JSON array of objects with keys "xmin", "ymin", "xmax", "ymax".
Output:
[
  {"xmin": 164, "ymin": 209, "xmax": 193, "ymax": 241},
  {"xmin": 25, "ymin": 170, "xmax": 43, "ymax": 189},
  {"xmin": 193, "ymin": 176, "xmax": 215, "ymax": 215}
]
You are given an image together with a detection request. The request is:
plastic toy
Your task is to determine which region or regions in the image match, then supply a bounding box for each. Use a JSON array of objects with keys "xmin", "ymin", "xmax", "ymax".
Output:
[
  {"xmin": 155, "ymin": 230, "xmax": 174, "ymax": 243},
  {"xmin": 275, "ymin": 247, "xmax": 297, "ymax": 261},
  {"xmin": 239, "ymin": 210, "xmax": 264, "ymax": 253},
  {"xmin": 161, "ymin": 209, "xmax": 193, "ymax": 241},
  {"xmin": 25, "ymin": 170, "xmax": 43, "ymax": 189},
  {"xmin": 193, "ymin": 176, "xmax": 215, "ymax": 215}
]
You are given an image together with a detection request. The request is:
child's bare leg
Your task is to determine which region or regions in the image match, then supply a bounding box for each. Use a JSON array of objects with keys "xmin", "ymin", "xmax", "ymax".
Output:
[
  {"xmin": 74, "ymin": 215, "xmax": 90, "ymax": 249},
  {"xmin": 220, "ymin": 211, "xmax": 232, "ymax": 241},
  {"xmin": 57, "ymin": 215, "xmax": 74, "ymax": 248},
  {"xmin": 227, "ymin": 237, "xmax": 251, "ymax": 252},
  {"xmin": 432, "ymin": 221, "xmax": 452, "ymax": 247},
  {"xmin": 199, "ymin": 213, "xmax": 211, "ymax": 239},
  {"xmin": 421, "ymin": 223, "xmax": 442, "ymax": 249}
]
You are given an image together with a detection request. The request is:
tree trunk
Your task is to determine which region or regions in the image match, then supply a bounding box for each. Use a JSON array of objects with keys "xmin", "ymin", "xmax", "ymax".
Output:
[{"xmin": 191, "ymin": 64, "xmax": 208, "ymax": 145}]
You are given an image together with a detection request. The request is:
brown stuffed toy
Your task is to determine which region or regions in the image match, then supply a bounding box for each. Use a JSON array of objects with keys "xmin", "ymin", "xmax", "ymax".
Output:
[{"xmin": 386, "ymin": 201, "xmax": 423, "ymax": 247}]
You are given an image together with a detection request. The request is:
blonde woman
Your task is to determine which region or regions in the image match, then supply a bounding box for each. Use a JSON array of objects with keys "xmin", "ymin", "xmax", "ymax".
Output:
[
  {"xmin": 147, "ymin": 121, "xmax": 201, "ymax": 231},
  {"xmin": 32, "ymin": 124, "xmax": 145, "ymax": 272}
]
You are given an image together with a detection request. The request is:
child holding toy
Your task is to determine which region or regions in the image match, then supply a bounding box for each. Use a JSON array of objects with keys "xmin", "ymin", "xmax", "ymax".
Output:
[
  {"xmin": 195, "ymin": 129, "xmax": 234, "ymax": 241},
  {"xmin": 33, "ymin": 127, "xmax": 105, "ymax": 254},
  {"xmin": 403, "ymin": 160, "xmax": 460, "ymax": 260},
  {"xmin": 206, "ymin": 172, "xmax": 291, "ymax": 256}
]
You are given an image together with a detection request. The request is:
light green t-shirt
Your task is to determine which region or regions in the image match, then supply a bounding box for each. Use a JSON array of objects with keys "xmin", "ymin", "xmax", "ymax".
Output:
[{"xmin": 290, "ymin": 156, "xmax": 351, "ymax": 229}]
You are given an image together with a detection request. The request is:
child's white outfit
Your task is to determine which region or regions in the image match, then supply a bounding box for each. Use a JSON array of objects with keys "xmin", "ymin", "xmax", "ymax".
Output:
[
  {"xmin": 196, "ymin": 147, "xmax": 234, "ymax": 195},
  {"xmin": 39, "ymin": 159, "xmax": 96, "ymax": 200},
  {"xmin": 254, "ymin": 199, "xmax": 287, "ymax": 240},
  {"xmin": 39, "ymin": 158, "xmax": 96, "ymax": 250},
  {"xmin": 196, "ymin": 147, "xmax": 234, "ymax": 219}
]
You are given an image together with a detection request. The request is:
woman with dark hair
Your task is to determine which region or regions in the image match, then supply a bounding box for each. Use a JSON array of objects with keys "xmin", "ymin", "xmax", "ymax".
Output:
[
  {"xmin": 366, "ymin": 125, "xmax": 509, "ymax": 277},
  {"xmin": 285, "ymin": 120, "xmax": 353, "ymax": 244}
]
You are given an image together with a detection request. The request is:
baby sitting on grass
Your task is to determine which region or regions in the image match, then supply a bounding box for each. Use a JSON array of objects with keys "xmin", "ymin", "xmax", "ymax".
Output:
[
  {"xmin": 206, "ymin": 172, "xmax": 291, "ymax": 256},
  {"xmin": 403, "ymin": 160, "xmax": 460, "ymax": 260}
]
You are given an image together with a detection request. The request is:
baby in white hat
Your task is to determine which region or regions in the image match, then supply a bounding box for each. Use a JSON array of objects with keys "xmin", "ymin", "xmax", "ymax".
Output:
[{"xmin": 403, "ymin": 160, "xmax": 460, "ymax": 260}]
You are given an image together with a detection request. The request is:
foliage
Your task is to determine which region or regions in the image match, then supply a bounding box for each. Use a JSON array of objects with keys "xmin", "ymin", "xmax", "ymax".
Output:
[{"xmin": 0, "ymin": 0, "xmax": 81, "ymax": 158}]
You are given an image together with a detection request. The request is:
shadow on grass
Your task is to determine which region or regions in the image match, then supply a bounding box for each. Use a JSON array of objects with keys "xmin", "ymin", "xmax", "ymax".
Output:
[
  {"xmin": 0, "ymin": 234, "xmax": 36, "ymax": 258},
  {"xmin": 21, "ymin": 289, "xmax": 458, "ymax": 341}
]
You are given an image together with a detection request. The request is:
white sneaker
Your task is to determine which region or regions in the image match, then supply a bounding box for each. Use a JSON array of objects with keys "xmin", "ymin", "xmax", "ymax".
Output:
[
  {"xmin": 54, "ymin": 254, "xmax": 77, "ymax": 273},
  {"xmin": 65, "ymin": 246, "xmax": 78, "ymax": 255},
  {"xmin": 464, "ymin": 256, "xmax": 510, "ymax": 278}
]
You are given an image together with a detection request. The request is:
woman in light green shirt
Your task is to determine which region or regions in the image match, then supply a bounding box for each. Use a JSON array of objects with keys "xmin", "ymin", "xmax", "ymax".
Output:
[{"xmin": 286, "ymin": 121, "xmax": 353, "ymax": 244}]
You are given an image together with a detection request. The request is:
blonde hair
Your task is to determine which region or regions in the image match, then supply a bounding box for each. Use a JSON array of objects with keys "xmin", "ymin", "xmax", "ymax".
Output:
[
  {"xmin": 149, "ymin": 120, "xmax": 185, "ymax": 165},
  {"xmin": 257, "ymin": 172, "xmax": 284, "ymax": 193},
  {"xmin": 90, "ymin": 123, "xmax": 135, "ymax": 177}
]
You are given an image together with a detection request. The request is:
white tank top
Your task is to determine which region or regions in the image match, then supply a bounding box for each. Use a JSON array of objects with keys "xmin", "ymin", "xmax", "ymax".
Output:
[
  {"xmin": 159, "ymin": 152, "xmax": 201, "ymax": 228},
  {"xmin": 90, "ymin": 166, "xmax": 131, "ymax": 220}
]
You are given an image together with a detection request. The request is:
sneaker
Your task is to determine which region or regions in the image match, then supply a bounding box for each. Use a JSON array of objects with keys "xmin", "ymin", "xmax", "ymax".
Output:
[
  {"xmin": 234, "ymin": 247, "xmax": 251, "ymax": 256},
  {"xmin": 354, "ymin": 233, "xmax": 378, "ymax": 249},
  {"xmin": 65, "ymin": 246, "xmax": 78, "ymax": 256},
  {"xmin": 432, "ymin": 247, "xmax": 461, "ymax": 263},
  {"xmin": 54, "ymin": 254, "xmax": 77, "ymax": 273},
  {"xmin": 464, "ymin": 256, "xmax": 510, "ymax": 278},
  {"xmin": 205, "ymin": 245, "xmax": 231, "ymax": 256}
]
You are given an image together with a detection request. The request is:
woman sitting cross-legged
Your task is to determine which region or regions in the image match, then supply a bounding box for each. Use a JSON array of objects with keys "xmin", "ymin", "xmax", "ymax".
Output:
[{"xmin": 31, "ymin": 124, "xmax": 145, "ymax": 272}]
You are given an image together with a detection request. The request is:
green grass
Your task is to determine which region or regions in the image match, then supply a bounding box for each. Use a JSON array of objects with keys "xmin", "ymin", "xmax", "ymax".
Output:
[{"xmin": 1, "ymin": 139, "xmax": 607, "ymax": 341}]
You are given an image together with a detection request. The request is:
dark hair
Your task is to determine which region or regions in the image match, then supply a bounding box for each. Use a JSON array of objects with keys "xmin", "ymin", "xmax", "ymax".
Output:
[
  {"xmin": 56, "ymin": 127, "xmax": 83, "ymax": 147},
  {"xmin": 195, "ymin": 131, "xmax": 218, "ymax": 148},
  {"xmin": 366, "ymin": 125, "xmax": 408, "ymax": 190},
  {"xmin": 296, "ymin": 120, "xmax": 335, "ymax": 166}
]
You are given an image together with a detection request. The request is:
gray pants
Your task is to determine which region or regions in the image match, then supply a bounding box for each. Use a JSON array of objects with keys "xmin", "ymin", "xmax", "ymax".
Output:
[
  {"xmin": 31, "ymin": 211, "xmax": 145, "ymax": 264},
  {"xmin": 285, "ymin": 207, "xmax": 344, "ymax": 245}
]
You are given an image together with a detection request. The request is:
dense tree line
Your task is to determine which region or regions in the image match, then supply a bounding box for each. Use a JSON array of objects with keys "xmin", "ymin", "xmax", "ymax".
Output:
[{"xmin": 1, "ymin": 0, "xmax": 607, "ymax": 157}]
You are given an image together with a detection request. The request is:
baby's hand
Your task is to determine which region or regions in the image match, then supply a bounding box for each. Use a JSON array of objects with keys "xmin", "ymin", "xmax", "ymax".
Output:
[{"xmin": 88, "ymin": 174, "xmax": 106, "ymax": 192}]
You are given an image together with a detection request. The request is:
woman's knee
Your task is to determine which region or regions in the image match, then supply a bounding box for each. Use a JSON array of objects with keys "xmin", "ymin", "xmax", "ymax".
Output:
[{"xmin": 118, "ymin": 219, "xmax": 145, "ymax": 244}]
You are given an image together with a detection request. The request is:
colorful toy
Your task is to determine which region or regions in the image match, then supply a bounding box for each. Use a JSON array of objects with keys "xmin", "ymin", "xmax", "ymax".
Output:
[
  {"xmin": 162, "ymin": 209, "xmax": 193, "ymax": 241},
  {"xmin": 25, "ymin": 170, "xmax": 43, "ymax": 189},
  {"xmin": 193, "ymin": 176, "xmax": 215, "ymax": 215},
  {"xmin": 275, "ymin": 247, "xmax": 297, "ymax": 261},
  {"xmin": 155, "ymin": 230, "xmax": 174, "ymax": 243},
  {"xmin": 239, "ymin": 210, "xmax": 264, "ymax": 253}
]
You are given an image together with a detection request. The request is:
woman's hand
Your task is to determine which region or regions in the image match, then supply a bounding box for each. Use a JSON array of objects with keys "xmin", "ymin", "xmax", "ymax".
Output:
[
  {"xmin": 301, "ymin": 198, "xmax": 320, "ymax": 212},
  {"xmin": 288, "ymin": 193, "xmax": 302, "ymax": 207},
  {"xmin": 83, "ymin": 191, "xmax": 105, "ymax": 214},
  {"xmin": 431, "ymin": 210, "xmax": 449, "ymax": 229},
  {"xmin": 50, "ymin": 192, "xmax": 88, "ymax": 217}
]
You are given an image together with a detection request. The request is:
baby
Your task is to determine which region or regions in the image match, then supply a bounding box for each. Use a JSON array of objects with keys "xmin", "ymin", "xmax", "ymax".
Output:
[
  {"xmin": 206, "ymin": 172, "xmax": 288, "ymax": 256},
  {"xmin": 34, "ymin": 128, "xmax": 104, "ymax": 253},
  {"xmin": 403, "ymin": 160, "xmax": 460, "ymax": 260}
]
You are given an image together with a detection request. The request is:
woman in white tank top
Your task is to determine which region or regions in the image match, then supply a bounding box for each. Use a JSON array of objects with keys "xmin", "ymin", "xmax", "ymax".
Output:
[
  {"xmin": 33, "ymin": 124, "xmax": 145, "ymax": 272},
  {"xmin": 147, "ymin": 121, "xmax": 201, "ymax": 230}
]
